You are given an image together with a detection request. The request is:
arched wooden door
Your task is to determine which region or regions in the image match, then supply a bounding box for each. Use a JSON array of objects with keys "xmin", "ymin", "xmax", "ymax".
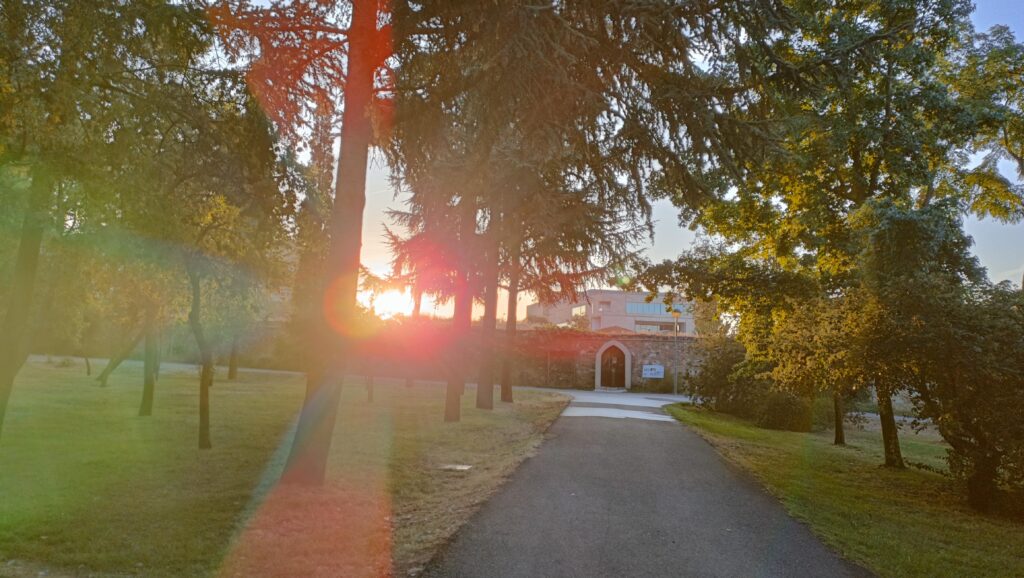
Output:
[{"xmin": 600, "ymin": 345, "xmax": 626, "ymax": 388}]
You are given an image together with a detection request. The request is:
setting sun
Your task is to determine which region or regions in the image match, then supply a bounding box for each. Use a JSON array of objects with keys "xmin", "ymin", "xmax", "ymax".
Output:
[{"xmin": 360, "ymin": 288, "xmax": 415, "ymax": 319}]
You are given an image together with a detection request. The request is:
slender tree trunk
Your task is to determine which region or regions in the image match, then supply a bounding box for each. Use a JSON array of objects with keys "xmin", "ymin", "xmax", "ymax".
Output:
[
  {"xmin": 401, "ymin": 289, "xmax": 421, "ymax": 387},
  {"xmin": 446, "ymin": 267, "xmax": 471, "ymax": 422},
  {"xmin": 139, "ymin": 308, "xmax": 157, "ymax": 417},
  {"xmin": 445, "ymin": 200, "xmax": 475, "ymax": 422},
  {"xmin": 399, "ymin": 291, "xmax": 415, "ymax": 391},
  {"xmin": 967, "ymin": 452, "xmax": 1000, "ymax": 512},
  {"xmin": 476, "ymin": 225, "xmax": 499, "ymax": 410},
  {"xmin": 227, "ymin": 335, "xmax": 239, "ymax": 381},
  {"xmin": 453, "ymin": 275, "xmax": 473, "ymax": 398},
  {"xmin": 281, "ymin": 0, "xmax": 380, "ymax": 484},
  {"xmin": 187, "ymin": 263, "xmax": 213, "ymax": 449},
  {"xmin": 154, "ymin": 336, "xmax": 161, "ymax": 381},
  {"xmin": 96, "ymin": 328, "xmax": 144, "ymax": 387},
  {"xmin": 0, "ymin": 169, "xmax": 52, "ymax": 440},
  {"xmin": 499, "ymin": 252, "xmax": 520, "ymax": 403},
  {"xmin": 876, "ymin": 387, "xmax": 904, "ymax": 468},
  {"xmin": 832, "ymin": 391, "xmax": 845, "ymax": 446},
  {"xmin": 83, "ymin": 356, "xmax": 91, "ymax": 376},
  {"xmin": 198, "ymin": 357, "xmax": 213, "ymax": 449},
  {"xmin": 413, "ymin": 289, "xmax": 423, "ymax": 318}
]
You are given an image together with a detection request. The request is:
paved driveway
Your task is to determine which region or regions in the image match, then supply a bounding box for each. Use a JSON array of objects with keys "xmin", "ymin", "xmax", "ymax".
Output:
[{"xmin": 423, "ymin": 389, "xmax": 871, "ymax": 578}]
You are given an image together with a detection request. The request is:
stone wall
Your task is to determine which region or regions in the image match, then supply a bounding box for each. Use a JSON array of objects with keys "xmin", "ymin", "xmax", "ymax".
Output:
[{"xmin": 513, "ymin": 329, "xmax": 700, "ymax": 392}]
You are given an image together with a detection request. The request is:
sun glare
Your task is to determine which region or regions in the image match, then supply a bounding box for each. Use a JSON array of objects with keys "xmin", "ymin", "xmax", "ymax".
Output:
[{"xmin": 361, "ymin": 289, "xmax": 415, "ymax": 319}]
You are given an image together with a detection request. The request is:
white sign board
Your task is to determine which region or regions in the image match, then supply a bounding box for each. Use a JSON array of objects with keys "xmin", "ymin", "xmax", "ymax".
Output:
[{"xmin": 642, "ymin": 364, "xmax": 665, "ymax": 379}]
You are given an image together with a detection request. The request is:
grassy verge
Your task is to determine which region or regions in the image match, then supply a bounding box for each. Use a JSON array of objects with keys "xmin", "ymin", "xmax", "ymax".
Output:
[
  {"xmin": 665, "ymin": 404, "xmax": 1024, "ymax": 578},
  {"xmin": 0, "ymin": 359, "xmax": 568, "ymax": 577},
  {"xmin": 848, "ymin": 391, "xmax": 917, "ymax": 418}
]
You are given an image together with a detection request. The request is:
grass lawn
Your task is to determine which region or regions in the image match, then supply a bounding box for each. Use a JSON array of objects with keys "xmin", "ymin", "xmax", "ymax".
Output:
[
  {"xmin": 666, "ymin": 404, "xmax": 1024, "ymax": 578},
  {"xmin": 0, "ymin": 358, "xmax": 568, "ymax": 577}
]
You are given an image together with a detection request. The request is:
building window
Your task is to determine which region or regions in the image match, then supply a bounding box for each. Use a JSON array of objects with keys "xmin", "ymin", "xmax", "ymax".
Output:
[
  {"xmin": 635, "ymin": 322, "xmax": 677, "ymax": 333},
  {"xmin": 571, "ymin": 304, "xmax": 587, "ymax": 317},
  {"xmin": 626, "ymin": 302, "xmax": 683, "ymax": 316},
  {"xmin": 597, "ymin": 300, "xmax": 612, "ymax": 312}
]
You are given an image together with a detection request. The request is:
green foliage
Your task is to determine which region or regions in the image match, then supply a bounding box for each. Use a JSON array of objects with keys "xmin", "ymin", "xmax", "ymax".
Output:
[
  {"xmin": 643, "ymin": 0, "xmax": 1024, "ymax": 496},
  {"xmin": 807, "ymin": 198, "xmax": 1024, "ymax": 508},
  {"xmin": 757, "ymin": 391, "xmax": 813, "ymax": 433},
  {"xmin": 908, "ymin": 282, "xmax": 1024, "ymax": 509},
  {"xmin": 632, "ymin": 377, "xmax": 673, "ymax": 394},
  {"xmin": 685, "ymin": 334, "xmax": 769, "ymax": 418},
  {"xmin": 569, "ymin": 313, "xmax": 590, "ymax": 331},
  {"xmin": 0, "ymin": 0, "xmax": 296, "ymax": 452}
]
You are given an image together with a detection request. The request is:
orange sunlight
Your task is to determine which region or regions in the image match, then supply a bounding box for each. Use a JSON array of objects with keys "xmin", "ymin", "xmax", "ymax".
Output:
[{"xmin": 359, "ymin": 289, "xmax": 415, "ymax": 319}]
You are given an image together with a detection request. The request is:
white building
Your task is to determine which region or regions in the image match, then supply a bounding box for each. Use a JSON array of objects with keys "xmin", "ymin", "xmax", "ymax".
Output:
[{"xmin": 525, "ymin": 289, "xmax": 696, "ymax": 335}]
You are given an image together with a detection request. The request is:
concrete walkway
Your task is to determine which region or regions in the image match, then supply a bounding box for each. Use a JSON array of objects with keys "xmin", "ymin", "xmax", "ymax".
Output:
[{"xmin": 424, "ymin": 389, "xmax": 871, "ymax": 578}]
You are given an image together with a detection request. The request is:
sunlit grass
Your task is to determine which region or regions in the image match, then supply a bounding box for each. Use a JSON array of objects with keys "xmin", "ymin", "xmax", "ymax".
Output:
[
  {"xmin": 667, "ymin": 404, "xmax": 1024, "ymax": 578},
  {"xmin": 0, "ymin": 359, "xmax": 568, "ymax": 577}
]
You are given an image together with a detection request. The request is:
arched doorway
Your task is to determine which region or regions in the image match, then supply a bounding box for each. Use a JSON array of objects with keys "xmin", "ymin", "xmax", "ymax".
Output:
[
  {"xmin": 594, "ymin": 340, "xmax": 632, "ymax": 390},
  {"xmin": 600, "ymin": 346, "xmax": 625, "ymax": 388}
]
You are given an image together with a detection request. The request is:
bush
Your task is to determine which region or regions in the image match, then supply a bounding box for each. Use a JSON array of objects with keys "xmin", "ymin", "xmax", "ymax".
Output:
[
  {"xmin": 911, "ymin": 283, "xmax": 1024, "ymax": 511},
  {"xmin": 810, "ymin": 394, "xmax": 836, "ymax": 432},
  {"xmin": 685, "ymin": 335, "xmax": 767, "ymax": 416},
  {"xmin": 633, "ymin": 377, "xmax": 673, "ymax": 394},
  {"xmin": 683, "ymin": 333, "xmax": 818, "ymax": 433},
  {"xmin": 726, "ymin": 359, "xmax": 775, "ymax": 417},
  {"xmin": 757, "ymin": 391, "xmax": 813, "ymax": 432}
]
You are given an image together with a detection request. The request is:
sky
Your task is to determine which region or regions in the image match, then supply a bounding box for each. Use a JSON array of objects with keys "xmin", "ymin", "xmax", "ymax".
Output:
[{"xmin": 356, "ymin": 1, "xmax": 1024, "ymax": 318}]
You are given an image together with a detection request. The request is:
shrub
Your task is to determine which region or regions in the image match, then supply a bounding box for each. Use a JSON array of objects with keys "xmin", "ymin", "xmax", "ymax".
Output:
[
  {"xmin": 810, "ymin": 394, "xmax": 836, "ymax": 432},
  {"xmin": 911, "ymin": 283, "xmax": 1024, "ymax": 511},
  {"xmin": 685, "ymin": 335, "xmax": 769, "ymax": 416},
  {"xmin": 633, "ymin": 377, "xmax": 672, "ymax": 394},
  {"xmin": 757, "ymin": 391, "xmax": 813, "ymax": 432}
]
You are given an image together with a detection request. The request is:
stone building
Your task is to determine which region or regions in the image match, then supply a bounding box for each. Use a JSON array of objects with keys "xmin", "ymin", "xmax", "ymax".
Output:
[
  {"xmin": 525, "ymin": 289, "xmax": 696, "ymax": 335},
  {"xmin": 514, "ymin": 329, "xmax": 699, "ymax": 392}
]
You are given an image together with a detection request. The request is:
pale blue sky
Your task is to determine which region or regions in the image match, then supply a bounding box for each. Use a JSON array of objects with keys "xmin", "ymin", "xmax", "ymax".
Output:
[{"xmin": 360, "ymin": 0, "xmax": 1023, "ymax": 314}]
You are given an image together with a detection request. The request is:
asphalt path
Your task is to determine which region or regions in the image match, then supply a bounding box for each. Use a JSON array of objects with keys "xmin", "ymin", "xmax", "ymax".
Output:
[{"xmin": 423, "ymin": 390, "xmax": 872, "ymax": 578}]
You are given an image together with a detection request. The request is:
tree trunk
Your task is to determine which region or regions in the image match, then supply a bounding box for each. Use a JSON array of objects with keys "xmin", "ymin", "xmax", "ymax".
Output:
[
  {"xmin": 96, "ymin": 328, "xmax": 144, "ymax": 387},
  {"xmin": 832, "ymin": 391, "xmax": 845, "ymax": 446},
  {"xmin": 445, "ymin": 200, "xmax": 475, "ymax": 422},
  {"xmin": 476, "ymin": 224, "xmax": 499, "ymax": 410},
  {"xmin": 83, "ymin": 356, "xmax": 91, "ymax": 376},
  {"xmin": 227, "ymin": 335, "xmax": 239, "ymax": 381},
  {"xmin": 154, "ymin": 337, "xmax": 161, "ymax": 381},
  {"xmin": 877, "ymin": 387, "xmax": 904, "ymax": 468},
  {"xmin": 404, "ymin": 288, "xmax": 423, "ymax": 389},
  {"xmin": 500, "ymin": 257, "xmax": 520, "ymax": 403},
  {"xmin": 198, "ymin": 356, "xmax": 213, "ymax": 450},
  {"xmin": 453, "ymin": 287, "xmax": 473, "ymax": 396},
  {"xmin": 967, "ymin": 453, "xmax": 1000, "ymax": 512},
  {"xmin": 413, "ymin": 289, "xmax": 423, "ymax": 318},
  {"xmin": 0, "ymin": 169, "xmax": 52, "ymax": 440},
  {"xmin": 139, "ymin": 308, "xmax": 158, "ymax": 417},
  {"xmin": 187, "ymin": 263, "xmax": 213, "ymax": 449},
  {"xmin": 446, "ymin": 267, "xmax": 471, "ymax": 422},
  {"xmin": 281, "ymin": 0, "xmax": 379, "ymax": 484}
]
